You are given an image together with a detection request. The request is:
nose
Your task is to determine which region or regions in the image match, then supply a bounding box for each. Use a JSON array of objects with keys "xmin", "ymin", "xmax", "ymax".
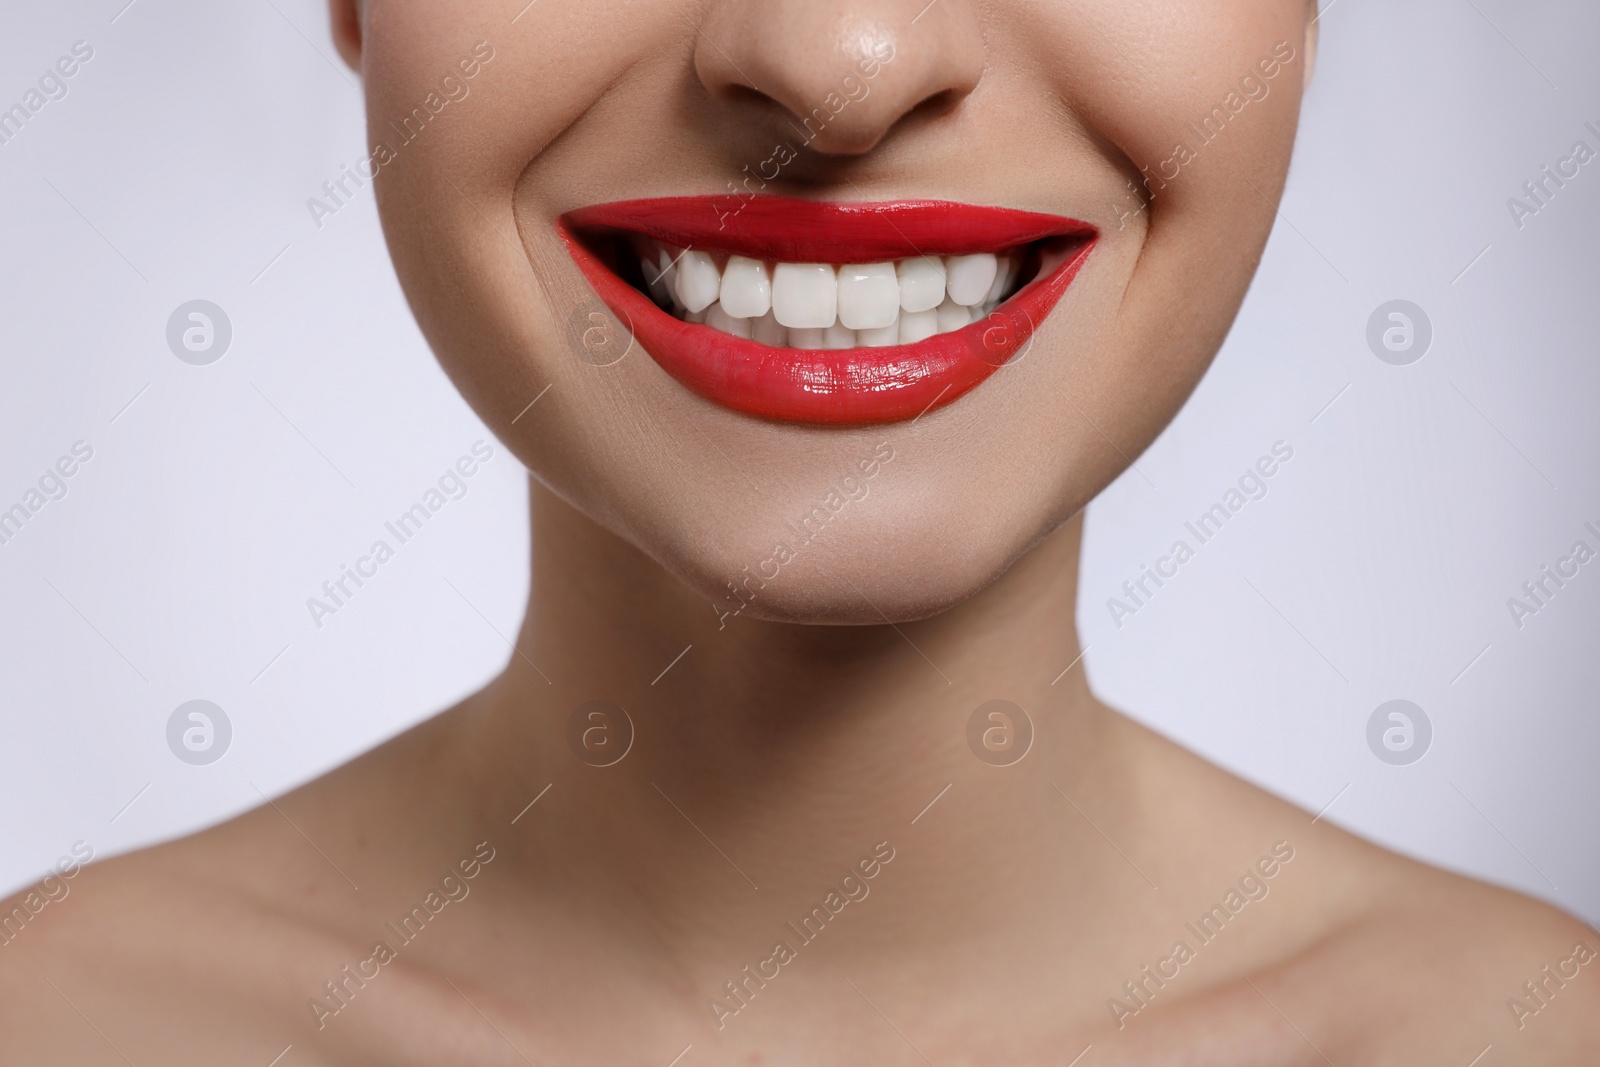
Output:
[{"xmin": 694, "ymin": 0, "xmax": 985, "ymax": 156}]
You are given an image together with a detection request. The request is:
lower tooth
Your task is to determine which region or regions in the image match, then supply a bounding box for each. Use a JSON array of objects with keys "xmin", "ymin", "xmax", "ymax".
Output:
[
  {"xmin": 899, "ymin": 308, "xmax": 938, "ymax": 344},
  {"xmin": 823, "ymin": 323, "xmax": 856, "ymax": 350},
  {"xmin": 789, "ymin": 327, "xmax": 826, "ymax": 348},
  {"xmin": 936, "ymin": 298, "xmax": 972, "ymax": 333},
  {"xmin": 751, "ymin": 311, "xmax": 787, "ymax": 347},
  {"xmin": 705, "ymin": 302, "xmax": 751, "ymax": 339},
  {"xmin": 858, "ymin": 322, "xmax": 899, "ymax": 347}
]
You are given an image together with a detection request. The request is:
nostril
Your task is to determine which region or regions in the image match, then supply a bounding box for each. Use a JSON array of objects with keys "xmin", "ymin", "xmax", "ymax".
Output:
[
  {"xmin": 917, "ymin": 85, "xmax": 965, "ymax": 116},
  {"xmin": 791, "ymin": 82, "xmax": 966, "ymax": 157},
  {"xmin": 714, "ymin": 83, "xmax": 775, "ymax": 109},
  {"xmin": 901, "ymin": 85, "xmax": 967, "ymax": 127}
]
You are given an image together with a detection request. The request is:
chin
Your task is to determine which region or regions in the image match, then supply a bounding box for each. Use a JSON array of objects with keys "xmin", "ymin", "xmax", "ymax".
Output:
[{"xmin": 622, "ymin": 442, "xmax": 1084, "ymax": 627}]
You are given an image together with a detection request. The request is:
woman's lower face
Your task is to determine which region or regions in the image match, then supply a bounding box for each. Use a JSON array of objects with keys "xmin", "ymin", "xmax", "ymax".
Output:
[{"xmin": 356, "ymin": 0, "xmax": 1312, "ymax": 621}]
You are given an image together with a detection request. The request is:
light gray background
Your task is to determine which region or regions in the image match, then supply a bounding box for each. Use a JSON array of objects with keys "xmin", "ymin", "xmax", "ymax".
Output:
[{"xmin": 2, "ymin": 1, "xmax": 1596, "ymax": 922}]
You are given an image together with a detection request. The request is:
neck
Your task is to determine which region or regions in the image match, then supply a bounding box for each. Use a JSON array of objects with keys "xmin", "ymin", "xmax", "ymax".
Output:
[{"xmin": 468, "ymin": 478, "xmax": 1140, "ymax": 965}]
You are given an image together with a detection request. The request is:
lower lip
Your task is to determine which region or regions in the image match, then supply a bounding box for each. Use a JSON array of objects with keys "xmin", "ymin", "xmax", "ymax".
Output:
[{"xmin": 559, "ymin": 202, "xmax": 1097, "ymax": 426}]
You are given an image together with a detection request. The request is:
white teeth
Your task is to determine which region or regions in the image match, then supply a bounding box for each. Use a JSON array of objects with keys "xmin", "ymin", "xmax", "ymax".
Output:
[
  {"xmin": 984, "ymin": 254, "xmax": 1017, "ymax": 305},
  {"xmin": 643, "ymin": 252, "xmax": 672, "ymax": 304},
  {"xmin": 656, "ymin": 245, "xmax": 1025, "ymax": 349},
  {"xmin": 674, "ymin": 250, "xmax": 722, "ymax": 313},
  {"xmin": 751, "ymin": 310, "xmax": 787, "ymax": 347},
  {"xmin": 945, "ymin": 253, "xmax": 999, "ymax": 306},
  {"xmin": 719, "ymin": 255, "xmax": 771, "ymax": 319},
  {"xmin": 899, "ymin": 308, "xmax": 938, "ymax": 345},
  {"xmin": 772, "ymin": 263, "xmax": 838, "ymax": 328},
  {"xmin": 704, "ymin": 302, "xmax": 751, "ymax": 339},
  {"xmin": 857, "ymin": 322, "xmax": 900, "ymax": 347},
  {"xmin": 935, "ymin": 297, "xmax": 972, "ymax": 334},
  {"xmin": 896, "ymin": 256, "xmax": 946, "ymax": 313},
  {"xmin": 822, "ymin": 322, "xmax": 857, "ymax": 349},
  {"xmin": 836, "ymin": 262, "xmax": 901, "ymax": 330}
]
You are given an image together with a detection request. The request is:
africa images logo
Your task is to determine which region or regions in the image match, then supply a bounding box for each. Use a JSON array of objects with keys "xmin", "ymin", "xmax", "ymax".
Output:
[
  {"xmin": 305, "ymin": 41, "xmax": 496, "ymax": 230},
  {"xmin": 707, "ymin": 842, "xmax": 896, "ymax": 1030},
  {"xmin": 307, "ymin": 841, "xmax": 497, "ymax": 1029}
]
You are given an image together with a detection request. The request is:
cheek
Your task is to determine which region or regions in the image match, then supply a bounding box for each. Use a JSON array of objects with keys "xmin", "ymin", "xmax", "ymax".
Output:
[
  {"xmin": 365, "ymin": 0, "xmax": 683, "ymax": 442},
  {"xmin": 1020, "ymin": 0, "xmax": 1306, "ymax": 419},
  {"xmin": 1020, "ymin": 0, "xmax": 1306, "ymax": 285},
  {"xmin": 1032, "ymin": 0, "xmax": 1304, "ymax": 168},
  {"xmin": 366, "ymin": 1, "xmax": 670, "ymax": 193}
]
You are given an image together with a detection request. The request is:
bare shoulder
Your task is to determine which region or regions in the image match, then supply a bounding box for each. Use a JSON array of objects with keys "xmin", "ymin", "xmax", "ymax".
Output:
[
  {"xmin": 1278, "ymin": 854, "xmax": 1600, "ymax": 1065},
  {"xmin": 1247, "ymin": 825, "xmax": 1596, "ymax": 1062},
  {"xmin": 1109, "ymin": 715, "xmax": 1600, "ymax": 1065},
  {"xmin": 0, "ymin": 714, "xmax": 490, "ymax": 1066},
  {"xmin": 0, "ymin": 795, "xmax": 373, "ymax": 1065},
  {"xmin": 1110, "ymin": 825, "xmax": 1599, "ymax": 1066}
]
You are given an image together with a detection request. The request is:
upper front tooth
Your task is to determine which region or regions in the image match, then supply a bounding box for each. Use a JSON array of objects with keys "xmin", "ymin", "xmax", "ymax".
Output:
[
  {"xmin": 837, "ymin": 262, "xmax": 900, "ymax": 330},
  {"xmin": 983, "ymin": 254, "xmax": 1015, "ymax": 305},
  {"xmin": 674, "ymin": 250, "xmax": 722, "ymax": 313},
  {"xmin": 946, "ymin": 253, "xmax": 999, "ymax": 306},
  {"xmin": 772, "ymin": 263, "xmax": 838, "ymax": 329},
  {"xmin": 719, "ymin": 256, "xmax": 772, "ymax": 319},
  {"xmin": 897, "ymin": 257, "xmax": 945, "ymax": 313}
]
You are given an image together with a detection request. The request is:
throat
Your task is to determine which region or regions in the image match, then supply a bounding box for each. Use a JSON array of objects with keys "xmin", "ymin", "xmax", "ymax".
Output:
[{"xmin": 462, "ymin": 481, "xmax": 1125, "ymax": 963}]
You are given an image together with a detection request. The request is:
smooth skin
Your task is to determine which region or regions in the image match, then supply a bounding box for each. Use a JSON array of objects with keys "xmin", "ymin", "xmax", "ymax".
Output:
[{"xmin": 4, "ymin": 1, "xmax": 1597, "ymax": 1063}]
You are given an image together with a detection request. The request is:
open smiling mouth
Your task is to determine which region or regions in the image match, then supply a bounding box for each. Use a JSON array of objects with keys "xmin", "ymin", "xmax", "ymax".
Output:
[{"xmin": 559, "ymin": 197, "xmax": 1097, "ymax": 425}]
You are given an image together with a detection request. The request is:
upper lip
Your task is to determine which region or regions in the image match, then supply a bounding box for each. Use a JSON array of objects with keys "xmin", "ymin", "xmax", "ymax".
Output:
[{"xmin": 562, "ymin": 196, "xmax": 1096, "ymax": 261}]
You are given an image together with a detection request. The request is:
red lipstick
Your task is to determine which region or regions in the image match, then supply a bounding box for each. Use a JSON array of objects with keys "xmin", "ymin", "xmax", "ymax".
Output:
[{"xmin": 560, "ymin": 197, "xmax": 1097, "ymax": 425}]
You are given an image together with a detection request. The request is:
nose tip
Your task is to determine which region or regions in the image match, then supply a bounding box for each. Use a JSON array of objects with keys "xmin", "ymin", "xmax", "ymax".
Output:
[{"xmin": 695, "ymin": 0, "xmax": 984, "ymax": 156}]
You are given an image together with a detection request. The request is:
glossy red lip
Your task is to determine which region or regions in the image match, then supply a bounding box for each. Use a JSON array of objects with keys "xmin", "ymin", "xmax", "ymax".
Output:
[{"xmin": 559, "ymin": 197, "xmax": 1097, "ymax": 425}]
